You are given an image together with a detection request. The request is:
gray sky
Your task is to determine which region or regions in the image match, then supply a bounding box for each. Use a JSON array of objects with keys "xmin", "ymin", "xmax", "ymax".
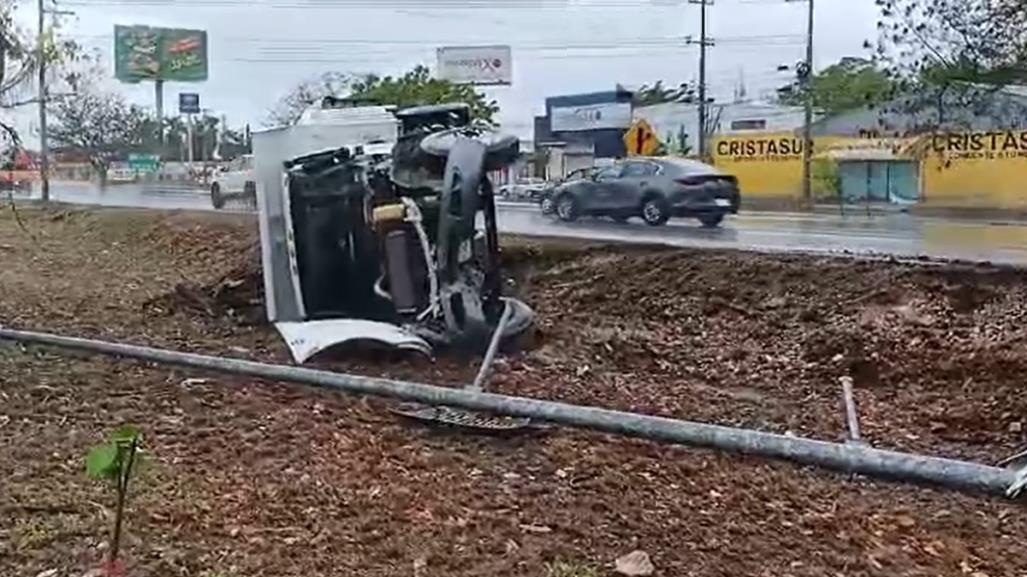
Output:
[{"xmin": 17, "ymin": 0, "xmax": 879, "ymax": 140}]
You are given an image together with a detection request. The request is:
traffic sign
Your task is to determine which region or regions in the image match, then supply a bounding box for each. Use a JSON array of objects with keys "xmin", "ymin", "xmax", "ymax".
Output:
[
  {"xmin": 179, "ymin": 92, "xmax": 200, "ymax": 114},
  {"xmin": 623, "ymin": 119, "xmax": 661, "ymax": 156},
  {"xmin": 128, "ymin": 153, "xmax": 160, "ymax": 173}
]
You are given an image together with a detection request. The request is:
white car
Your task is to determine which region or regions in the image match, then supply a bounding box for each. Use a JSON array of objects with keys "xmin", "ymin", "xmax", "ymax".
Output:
[
  {"xmin": 497, "ymin": 177, "xmax": 547, "ymax": 200},
  {"xmin": 211, "ymin": 154, "xmax": 256, "ymax": 209}
]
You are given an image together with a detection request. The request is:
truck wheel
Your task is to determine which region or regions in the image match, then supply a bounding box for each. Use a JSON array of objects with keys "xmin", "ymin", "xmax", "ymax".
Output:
[{"xmin": 211, "ymin": 183, "xmax": 225, "ymax": 209}]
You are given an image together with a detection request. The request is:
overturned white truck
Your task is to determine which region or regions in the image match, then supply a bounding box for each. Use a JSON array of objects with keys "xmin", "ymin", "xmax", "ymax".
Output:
[{"xmin": 253, "ymin": 99, "xmax": 535, "ymax": 364}]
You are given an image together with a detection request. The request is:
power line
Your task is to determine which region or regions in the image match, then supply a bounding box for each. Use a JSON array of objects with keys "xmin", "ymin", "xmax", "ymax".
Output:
[
  {"xmin": 62, "ymin": 0, "xmax": 702, "ymax": 7},
  {"xmin": 69, "ymin": 32, "xmax": 804, "ymax": 47},
  {"xmin": 59, "ymin": 0, "xmax": 809, "ymax": 8}
]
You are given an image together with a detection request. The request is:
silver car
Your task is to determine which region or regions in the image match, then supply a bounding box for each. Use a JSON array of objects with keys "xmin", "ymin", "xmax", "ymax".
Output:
[{"xmin": 550, "ymin": 158, "xmax": 740, "ymax": 227}]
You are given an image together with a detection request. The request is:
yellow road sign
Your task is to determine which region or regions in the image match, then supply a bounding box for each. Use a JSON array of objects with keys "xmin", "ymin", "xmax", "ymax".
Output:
[{"xmin": 624, "ymin": 120, "xmax": 661, "ymax": 156}]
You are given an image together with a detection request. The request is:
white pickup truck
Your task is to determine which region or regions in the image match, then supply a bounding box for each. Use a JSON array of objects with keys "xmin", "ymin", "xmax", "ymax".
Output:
[{"xmin": 210, "ymin": 154, "xmax": 255, "ymax": 209}]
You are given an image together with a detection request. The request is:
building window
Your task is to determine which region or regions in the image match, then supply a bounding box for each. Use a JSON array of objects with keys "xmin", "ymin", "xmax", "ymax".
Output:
[{"xmin": 730, "ymin": 119, "xmax": 767, "ymax": 131}]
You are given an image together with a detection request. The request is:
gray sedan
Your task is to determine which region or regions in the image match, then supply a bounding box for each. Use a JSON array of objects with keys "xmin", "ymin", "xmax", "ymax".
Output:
[{"xmin": 549, "ymin": 158, "xmax": 740, "ymax": 227}]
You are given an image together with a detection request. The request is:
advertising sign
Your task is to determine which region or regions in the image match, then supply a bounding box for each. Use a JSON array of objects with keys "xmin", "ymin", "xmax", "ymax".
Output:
[
  {"xmin": 179, "ymin": 92, "xmax": 200, "ymax": 114},
  {"xmin": 551, "ymin": 102, "xmax": 632, "ymax": 132},
  {"xmin": 436, "ymin": 45, "xmax": 512, "ymax": 86},
  {"xmin": 115, "ymin": 25, "xmax": 209, "ymax": 83}
]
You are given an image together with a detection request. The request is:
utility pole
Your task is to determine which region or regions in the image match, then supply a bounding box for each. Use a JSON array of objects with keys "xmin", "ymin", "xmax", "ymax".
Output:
[
  {"xmin": 186, "ymin": 114, "xmax": 194, "ymax": 165},
  {"xmin": 35, "ymin": 0, "xmax": 72, "ymax": 203},
  {"xmin": 800, "ymin": 0, "xmax": 815, "ymax": 205},
  {"xmin": 155, "ymin": 80, "xmax": 164, "ymax": 147},
  {"xmin": 37, "ymin": 0, "xmax": 49, "ymax": 203},
  {"xmin": 688, "ymin": 0, "xmax": 714, "ymax": 159}
]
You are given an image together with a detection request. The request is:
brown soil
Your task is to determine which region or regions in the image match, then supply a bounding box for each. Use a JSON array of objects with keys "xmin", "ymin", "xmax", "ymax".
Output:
[{"xmin": 2, "ymin": 206, "xmax": 1026, "ymax": 577}]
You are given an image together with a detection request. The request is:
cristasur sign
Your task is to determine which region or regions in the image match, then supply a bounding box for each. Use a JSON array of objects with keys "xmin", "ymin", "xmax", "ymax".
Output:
[
  {"xmin": 551, "ymin": 102, "xmax": 632, "ymax": 132},
  {"xmin": 931, "ymin": 130, "xmax": 1027, "ymax": 160},
  {"xmin": 716, "ymin": 136, "xmax": 805, "ymax": 161},
  {"xmin": 436, "ymin": 45, "xmax": 512, "ymax": 86}
]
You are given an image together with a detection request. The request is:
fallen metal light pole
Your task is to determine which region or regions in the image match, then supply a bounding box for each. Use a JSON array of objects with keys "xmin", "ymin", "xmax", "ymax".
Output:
[{"xmin": 0, "ymin": 326, "xmax": 1021, "ymax": 499}]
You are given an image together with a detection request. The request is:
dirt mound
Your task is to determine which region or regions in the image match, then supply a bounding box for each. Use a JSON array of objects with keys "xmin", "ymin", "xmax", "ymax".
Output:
[
  {"xmin": 5, "ymin": 209, "xmax": 1027, "ymax": 577},
  {"xmin": 145, "ymin": 261, "xmax": 265, "ymax": 326}
]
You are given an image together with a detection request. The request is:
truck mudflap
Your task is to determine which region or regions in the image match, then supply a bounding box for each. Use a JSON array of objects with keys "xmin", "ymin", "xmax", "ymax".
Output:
[{"xmin": 274, "ymin": 319, "xmax": 433, "ymax": 364}]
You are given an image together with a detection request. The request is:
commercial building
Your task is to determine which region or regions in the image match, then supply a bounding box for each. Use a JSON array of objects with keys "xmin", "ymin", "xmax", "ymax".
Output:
[
  {"xmin": 533, "ymin": 88, "xmax": 634, "ymax": 179},
  {"xmin": 710, "ymin": 87, "xmax": 1027, "ymax": 212},
  {"xmin": 634, "ymin": 101, "xmax": 806, "ymax": 155}
]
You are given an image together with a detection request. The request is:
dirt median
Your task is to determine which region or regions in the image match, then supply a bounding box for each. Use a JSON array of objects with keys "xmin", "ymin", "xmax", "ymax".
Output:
[{"xmin": 2, "ymin": 206, "xmax": 1026, "ymax": 577}]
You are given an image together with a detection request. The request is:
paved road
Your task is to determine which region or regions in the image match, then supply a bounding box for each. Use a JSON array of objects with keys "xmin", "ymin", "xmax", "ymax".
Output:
[{"xmin": 12, "ymin": 182, "xmax": 1027, "ymax": 265}]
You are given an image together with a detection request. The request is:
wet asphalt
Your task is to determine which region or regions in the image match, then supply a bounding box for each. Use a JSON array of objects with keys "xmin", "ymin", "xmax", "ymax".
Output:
[{"xmin": 11, "ymin": 182, "xmax": 1027, "ymax": 266}]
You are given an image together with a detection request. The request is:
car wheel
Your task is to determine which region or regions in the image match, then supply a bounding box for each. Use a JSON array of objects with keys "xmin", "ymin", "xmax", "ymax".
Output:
[
  {"xmin": 555, "ymin": 194, "xmax": 579, "ymax": 222},
  {"xmin": 641, "ymin": 196, "xmax": 670, "ymax": 226},
  {"xmin": 698, "ymin": 213, "xmax": 725, "ymax": 228},
  {"xmin": 211, "ymin": 183, "xmax": 225, "ymax": 209},
  {"xmin": 540, "ymin": 196, "xmax": 554, "ymax": 215}
]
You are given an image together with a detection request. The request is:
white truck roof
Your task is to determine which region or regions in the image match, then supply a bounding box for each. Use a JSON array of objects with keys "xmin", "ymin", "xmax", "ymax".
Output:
[{"xmin": 296, "ymin": 105, "xmax": 398, "ymax": 127}]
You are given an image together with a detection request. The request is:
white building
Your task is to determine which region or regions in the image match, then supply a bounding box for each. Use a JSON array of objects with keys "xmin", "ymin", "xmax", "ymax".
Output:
[{"xmin": 633, "ymin": 101, "xmax": 807, "ymax": 154}]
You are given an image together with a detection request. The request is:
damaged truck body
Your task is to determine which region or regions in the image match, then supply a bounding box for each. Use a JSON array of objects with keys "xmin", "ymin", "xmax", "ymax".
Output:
[{"xmin": 254, "ymin": 99, "xmax": 535, "ymax": 363}]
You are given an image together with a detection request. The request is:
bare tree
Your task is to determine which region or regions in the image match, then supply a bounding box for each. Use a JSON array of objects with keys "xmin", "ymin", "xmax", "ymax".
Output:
[
  {"xmin": 265, "ymin": 71, "xmax": 352, "ymax": 127},
  {"xmin": 0, "ymin": 0, "xmax": 80, "ymax": 143},
  {"xmin": 48, "ymin": 87, "xmax": 149, "ymax": 184},
  {"xmin": 0, "ymin": 1, "xmax": 38, "ymax": 145}
]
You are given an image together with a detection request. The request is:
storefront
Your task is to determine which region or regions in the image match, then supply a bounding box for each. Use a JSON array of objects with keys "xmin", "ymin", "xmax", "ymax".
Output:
[{"xmin": 534, "ymin": 88, "xmax": 634, "ymax": 178}]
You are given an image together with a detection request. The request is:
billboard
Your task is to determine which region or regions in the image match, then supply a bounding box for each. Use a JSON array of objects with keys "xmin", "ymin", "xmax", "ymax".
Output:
[
  {"xmin": 115, "ymin": 25, "xmax": 208, "ymax": 83},
  {"xmin": 551, "ymin": 102, "xmax": 632, "ymax": 132},
  {"xmin": 436, "ymin": 45, "xmax": 512, "ymax": 86}
]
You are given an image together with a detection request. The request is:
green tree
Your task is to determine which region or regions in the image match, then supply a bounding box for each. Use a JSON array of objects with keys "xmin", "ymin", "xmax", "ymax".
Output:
[
  {"xmin": 219, "ymin": 124, "xmax": 252, "ymax": 159},
  {"xmin": 267, "ymin": 65, "xmax": 499, "ymax": 126},
  {"xmin": 349, "ymin": 65, "xmax": 498, "ymax": 123},
  {"xmin": 874, "ymin": 0, "xmax": 1027, "ymax": 129},
  {"xmin": 778, "ymin": 57, "xmax": 895, "ymax": 117}
]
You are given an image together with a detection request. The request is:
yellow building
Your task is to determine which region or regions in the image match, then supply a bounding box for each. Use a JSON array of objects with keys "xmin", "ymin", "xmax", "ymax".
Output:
[{"xmin": 709, "ymin": 130, "xmax": 1027, "ymax": 212}]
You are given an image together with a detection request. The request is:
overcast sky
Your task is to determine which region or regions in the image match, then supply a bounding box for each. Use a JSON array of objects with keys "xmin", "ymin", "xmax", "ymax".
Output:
[{"xmin": 15, "ymin": 0, "xmax": 880, "ymax": 140}]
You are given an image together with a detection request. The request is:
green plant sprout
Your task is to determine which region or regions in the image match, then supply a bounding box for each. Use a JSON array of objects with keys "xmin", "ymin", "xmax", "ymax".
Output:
[{"xmin": 86, "ymin": 425, "xmax": 144, "ymax": 576}]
